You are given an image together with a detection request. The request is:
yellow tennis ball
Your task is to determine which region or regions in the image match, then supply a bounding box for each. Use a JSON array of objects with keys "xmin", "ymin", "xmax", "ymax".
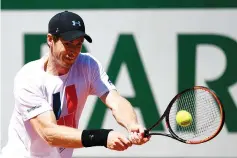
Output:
[{"xmin": 176, "ymin": 110, "xmax": 192, "ymax": 127}]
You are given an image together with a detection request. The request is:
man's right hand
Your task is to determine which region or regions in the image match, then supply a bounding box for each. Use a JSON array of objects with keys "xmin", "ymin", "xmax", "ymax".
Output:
[{"xmin": 106, "ymin": 131, "xmax": 132, "ymax": 151}]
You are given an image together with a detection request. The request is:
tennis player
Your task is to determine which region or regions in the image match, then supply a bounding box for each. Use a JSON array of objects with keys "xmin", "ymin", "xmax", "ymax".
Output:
[{"xmin": 1, "ymin": 11, "xmax": 149, "ymax": 158}]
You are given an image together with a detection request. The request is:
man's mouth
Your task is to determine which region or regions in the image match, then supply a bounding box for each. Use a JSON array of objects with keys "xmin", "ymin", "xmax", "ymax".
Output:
[{"xmin": 65, "ymin": 54, "xmax": 75, "ymax": 60}]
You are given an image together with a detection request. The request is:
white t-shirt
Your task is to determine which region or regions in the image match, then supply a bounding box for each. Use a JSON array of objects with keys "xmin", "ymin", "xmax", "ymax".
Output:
[{"xmin": 1, "ymin": 53, "xmax": 116, "ymax": 158}]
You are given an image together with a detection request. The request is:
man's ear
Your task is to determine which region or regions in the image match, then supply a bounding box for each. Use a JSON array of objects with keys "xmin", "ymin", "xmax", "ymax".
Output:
[{"xmin": 47, "ymin": 34, "xmax": 53, "ymax": 47}]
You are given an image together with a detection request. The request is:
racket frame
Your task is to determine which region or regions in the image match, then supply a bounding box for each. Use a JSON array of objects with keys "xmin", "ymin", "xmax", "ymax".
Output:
[{"xmin": 144, "ymin": 86, "xmax": 225, "ymax": 144}]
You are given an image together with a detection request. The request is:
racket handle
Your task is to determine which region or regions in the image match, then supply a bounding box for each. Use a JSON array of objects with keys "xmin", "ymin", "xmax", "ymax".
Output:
[{"xmin": 144, "ymin": 129, "xmax": 150, "ymax": 137}]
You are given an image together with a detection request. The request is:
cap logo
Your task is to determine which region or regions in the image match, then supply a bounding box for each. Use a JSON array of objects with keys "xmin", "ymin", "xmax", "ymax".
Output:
[{"xmin": 72, "ymin": 20, "xmax": 81, "ymax": 26}]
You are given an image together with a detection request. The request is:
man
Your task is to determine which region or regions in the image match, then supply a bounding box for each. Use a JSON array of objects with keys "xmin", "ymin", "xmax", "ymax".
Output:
[{"xmin": 1, "ymin": 11, "xmax": 149, "ymax": 158}]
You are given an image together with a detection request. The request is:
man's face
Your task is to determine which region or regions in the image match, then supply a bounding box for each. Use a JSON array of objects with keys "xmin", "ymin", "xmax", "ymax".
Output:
[{"xmin": 52, "ymin": 36, "xmax": 84, "ymax": 68}]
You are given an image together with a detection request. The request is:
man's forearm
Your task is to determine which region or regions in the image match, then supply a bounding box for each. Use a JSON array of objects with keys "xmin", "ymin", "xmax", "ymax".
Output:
[
  {"xmin": 43, "ymin": 125, "xmax": 84, "ymax": 148},
  {"xmin": 111, "ymin": 96, "xmax": 138, "ymax": 130},
  {"xmin": 43, "ymin": 126, "xmax": 111, "ymax": 148}
]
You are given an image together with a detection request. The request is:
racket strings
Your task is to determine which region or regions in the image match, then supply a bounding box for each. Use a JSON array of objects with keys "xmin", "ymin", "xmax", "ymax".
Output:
[{"xmin": 168, "ymin": 88, "xmax": 222, "ymax": 141}]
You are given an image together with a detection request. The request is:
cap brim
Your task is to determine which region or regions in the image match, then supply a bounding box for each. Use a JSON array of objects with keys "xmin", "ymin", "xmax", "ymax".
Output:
[{"xmin": 60, "ymin": 30, "xmax": 92, "ymax": 43}]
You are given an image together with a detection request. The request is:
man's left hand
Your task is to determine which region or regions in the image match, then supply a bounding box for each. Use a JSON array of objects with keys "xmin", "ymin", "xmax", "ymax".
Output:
[{"xmin": 127, "ymin": 123, "xmax": 150, "ymax": 145}]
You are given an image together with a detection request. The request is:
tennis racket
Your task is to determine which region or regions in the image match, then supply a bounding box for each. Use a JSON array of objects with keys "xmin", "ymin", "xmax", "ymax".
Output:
[{"xmin": 144, "ymin": 86, "xmax": 225, "ymax": 144}]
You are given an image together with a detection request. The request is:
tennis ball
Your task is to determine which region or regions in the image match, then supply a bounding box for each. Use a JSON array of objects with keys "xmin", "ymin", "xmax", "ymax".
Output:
[{"xmin": 176, "ymin": 110, "xmax": 192, "ymax": 127}]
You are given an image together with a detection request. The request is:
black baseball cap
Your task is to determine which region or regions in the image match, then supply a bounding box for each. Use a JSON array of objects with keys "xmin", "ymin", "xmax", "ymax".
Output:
[{"xmin": 48, "ymin": 11, "xmax": 92, "ymax": 43}]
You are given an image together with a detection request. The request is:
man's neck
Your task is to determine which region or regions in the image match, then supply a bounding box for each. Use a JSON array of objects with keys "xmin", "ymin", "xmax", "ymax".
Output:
[{"xmin": 45, "ymin": 57, "xmax": 70, "ymax": 76}]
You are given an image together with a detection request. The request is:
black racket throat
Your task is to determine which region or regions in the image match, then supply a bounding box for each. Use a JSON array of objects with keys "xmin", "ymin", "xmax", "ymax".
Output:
[{"xmin": 144, "ymin": 101, "xmax": 173, "ymax": 137}]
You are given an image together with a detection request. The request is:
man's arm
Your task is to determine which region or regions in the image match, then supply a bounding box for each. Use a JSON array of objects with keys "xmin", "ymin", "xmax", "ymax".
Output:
[
  {"xmin": 29, "ymin": 110, "xmax": 132, "ymax": 150},
  {"xmin": 100, "ymin": 89, "xmax": 150, "ymax": 145},
  {"xmin": 100, "ymin": 90, "xmax": 138, "ymax": 130},
  {"xmin": 30, "ymin": 110, "xmax": 84, "ymax": 148}
]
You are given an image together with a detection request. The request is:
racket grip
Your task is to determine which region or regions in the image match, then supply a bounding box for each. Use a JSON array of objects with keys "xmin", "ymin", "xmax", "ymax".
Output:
[{"xmin": 144, "ymin": 129, "xmax": 150, "ymax": 137}]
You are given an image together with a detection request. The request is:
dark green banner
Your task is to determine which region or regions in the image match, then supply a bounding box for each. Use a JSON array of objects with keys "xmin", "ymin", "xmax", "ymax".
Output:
[{"xmin": 2, "ymin": 0, "xmax": 237, "ymax": 9}]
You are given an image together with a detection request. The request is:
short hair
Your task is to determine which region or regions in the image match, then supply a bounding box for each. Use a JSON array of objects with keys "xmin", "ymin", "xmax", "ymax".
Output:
[
  {"xmin": 47, "ymin": 34, "xmax": 60, "ymax": 47},
  {"xmin": 52, "ymin": 35, "xmax": 60, "ymax": 42}
]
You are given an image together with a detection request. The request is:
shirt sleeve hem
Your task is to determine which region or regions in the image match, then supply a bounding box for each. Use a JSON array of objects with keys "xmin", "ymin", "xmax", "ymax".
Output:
[
  {"xmin": 97, "ymin": 87, "xmax": 117, "ymax": 98},
  {"xmin": 22, "ymin": 106, "xmax": 53, "ymax": 121}
]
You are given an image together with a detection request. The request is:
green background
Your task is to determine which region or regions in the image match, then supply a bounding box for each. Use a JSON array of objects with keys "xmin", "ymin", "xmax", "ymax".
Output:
[{"xmin": 2, "ymin": 0, "xmax": 237, "ymax": 9}]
